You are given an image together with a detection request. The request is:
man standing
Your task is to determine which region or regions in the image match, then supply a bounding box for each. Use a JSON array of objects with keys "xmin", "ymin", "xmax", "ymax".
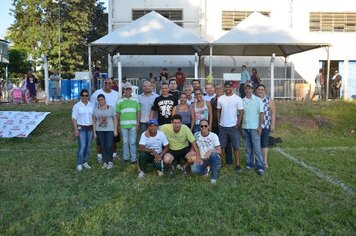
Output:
[
  {"xmin": 150, "ymin": 82, "xmax": 178, "ymax": 126},
  {"xmin": 49, "ymin": 70, "xmax": 62, "ymax": 103},
  {"xmin": 239, "ymin": 65, "xmax": 250, "ymax": 98},
  {"xmin": 242, "ymin": 83, "xmax": 265, "ymax": 175},
  {"xmin": 92, "ymin": 67, "xmax": 101, "ymax": 91},
  {"xmin": 168, "ymin": 78, "xmax": 181, "ymax": 101},
  {"xmin": 138, "ymin": 81, "xmax": 159, "ymax": 133},
  {"xmin": 311, "ymin": 68, "xmax": 323, "ymax": 101},
  {"xmin": 138, "ymin": 119, "xmax": 169, "ymax": 178},
  {"xmin": 160, "ymin": 114, "xmax": 200, "ymax": 174},
  {"xmin": 116, "ymin": 82, "xmax": 141, "ymax": 163},
  {"xmin": 192, "ymin": 120, "xmax": 221, "ymax": 184},
  {"xmin": 90, "ymin": 78, "xmax": 120, "ymax": 162},
  {"xmin": 331, "ymin": 70, "xmax": 342, "ymax": 100},
  {"xmin": 175, "ymin": 67, "xmax": 186, "ymax": 91},
  {"xmin": 217, "ymin": 81, "xmax": 244, "ymax": 171},
  {"xmin": 203, "ymin": 83, "xmax": 216, "ymax": 101}
]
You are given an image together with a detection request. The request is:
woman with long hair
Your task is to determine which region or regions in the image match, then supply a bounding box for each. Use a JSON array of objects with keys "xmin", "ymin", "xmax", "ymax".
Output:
[
  {"xmin": 192, "ymin": 88, "xmax": 212, "ymax": 134},
  {"xmin": 172, "ymin": 92, "xmax": 194, "ymax": 130}
]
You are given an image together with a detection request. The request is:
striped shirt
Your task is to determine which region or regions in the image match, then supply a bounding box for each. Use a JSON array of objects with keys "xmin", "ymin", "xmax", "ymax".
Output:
[
  {"xmin": 262, "ymin": 96, "xmax": 272, "ymax": 129},
  {"xmin": 116, "ymin": 96, "xmax": 141, "ymax": 128}
]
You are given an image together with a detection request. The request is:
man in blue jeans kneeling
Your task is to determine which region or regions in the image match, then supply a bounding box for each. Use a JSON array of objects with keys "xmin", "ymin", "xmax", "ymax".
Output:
[{"xmin": 191, "ymin": 119, "xmax": 221, "ymax": 184}]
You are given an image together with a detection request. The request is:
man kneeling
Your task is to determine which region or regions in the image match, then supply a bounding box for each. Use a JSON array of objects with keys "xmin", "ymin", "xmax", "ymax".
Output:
[
  {"xmin": 160, "ymin": 114, "xmax": 200, "ymax": 174},
  {"xmin": 191, "ymin": 120, "xmax": 221, "ymax": 184},
  {"xmin": 138, "ymin": 119, "xmax": 169, "ymax": 178}
]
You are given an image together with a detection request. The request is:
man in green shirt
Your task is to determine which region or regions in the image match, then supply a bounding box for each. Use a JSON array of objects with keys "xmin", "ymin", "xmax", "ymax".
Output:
[
  {"xmin": 116, "ymin": 82, "xmax": 141, "ymax": 163},
  {"xmin": 160, "ymin": 114, "xmax": 201, "ymax": 174}
]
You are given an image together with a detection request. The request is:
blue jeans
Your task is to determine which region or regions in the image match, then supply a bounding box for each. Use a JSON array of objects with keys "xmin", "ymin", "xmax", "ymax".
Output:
[
  {"xmin": 191, "ymin": 152, "xmax": 220, "ymax": 181},
  {"xmin": 96, "ymin": 131, "xmax": 114, "ymax": 163},
  {"xmin": 121, "ymin": 127, "xmax": 137, "ymax": 161},
  {"xmin": 77, "ymin": 127, "xmax": 93, "ymax": 165},
  {"xmin": 242, "ymin": 129, "xmax": 264, "ymax": 171}
]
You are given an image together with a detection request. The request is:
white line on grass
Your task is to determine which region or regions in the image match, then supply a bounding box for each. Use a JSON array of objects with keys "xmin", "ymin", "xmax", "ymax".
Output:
[
  {"xmin": 276, "ymin": 148, "xmax": 355, "ymax": 195},
  {"xmin": 281, "ymin": 147, "xmax": 356, "ymax": 151}
]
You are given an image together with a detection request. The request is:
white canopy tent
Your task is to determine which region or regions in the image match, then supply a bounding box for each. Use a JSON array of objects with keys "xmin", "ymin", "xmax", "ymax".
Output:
[
  {"xmin": 89, "ymin": 11, "xmax": 209, "ymax": 96},
  {"xmin": 205, "ymin": 12, "xmax": 331, "ymax": 98}
]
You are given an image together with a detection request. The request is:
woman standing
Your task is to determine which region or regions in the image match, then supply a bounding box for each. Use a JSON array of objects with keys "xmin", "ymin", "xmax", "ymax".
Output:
[
  {"xmin": 192, "ymin": 88, "xmax": 212, "ymax": 134},
  {"xmin": 26, "ymin": 73, "xmax": 38, "ymax": 103},
  {"xmin": 72, "ymin": 89, "xmax": 94, "ymax": 171},
  {"xmin": 172, "ymin": 92, "xmax": 194, "ymax": 130},
  {"xmin": 93, "ymin": 94, "xmax": 118, "ymax": 169},
  {"xmin": 250, "ymin": 68, "xmax": 262, "ymax": 89},
  {"xmin": 255, "ymin": 84, "xmax": 276, "ymax": 168}
]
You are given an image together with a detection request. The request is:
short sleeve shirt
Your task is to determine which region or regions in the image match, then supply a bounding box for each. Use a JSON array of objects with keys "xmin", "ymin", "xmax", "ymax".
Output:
[
  {"xmin": 72, "ymin": 101, "xmax": 93, "ymax": 126},
  {"xmin": 152, "ymin": 95, "xmax": 178, "ymax": 125},
  {"xmin": 160, "ymin": 124, "xmax": 195, "ymax": 151},
  {"xmin": 194, "ymin": 131, "xmax": 220, "ymax": 159},
  {"xmin": 217, "ymin": 94, "xmax": 244, "ymax": 127},
  {"xmin": 242, "ymin": 95, "xmax": 263, "ymax": 129},
  {"xmin": 93, "ymin": 106, "xmax": 116, "ymax": 131},
  {"xmin": 139, "ymin": 130, "xmax": 169, "ymax": 154}
]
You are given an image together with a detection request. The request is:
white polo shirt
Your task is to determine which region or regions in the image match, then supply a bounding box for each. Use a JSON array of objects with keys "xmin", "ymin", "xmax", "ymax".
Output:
[{"xmin": 72, "ymin": 101, "xmax": 93, "ymax": 126}]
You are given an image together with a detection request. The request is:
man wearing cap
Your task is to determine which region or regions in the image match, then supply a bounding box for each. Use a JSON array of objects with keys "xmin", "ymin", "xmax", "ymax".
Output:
[
  {"xmin": 116, "ymin": 82, "xmax": 141, "ymax": 163},
  {"xmin": 160, "ymin": 114, "xmax": 200, "ymax": 174},
  {"xmin": 138, "ymin": 119, "xmax": 169, "ymax": 178},
  {"xmin": 217, "ymin": 81, "xmax": 244, "ymax": 171},
  {"xmin": 90, "ymin": 78, "xmax": 120, "ymax": 162},
  {"xmin": 242, "ymin": 83, "xmax": 265, "ymax": 175},
  {"xmin": 331, "ymin": 70, "xmax": 342, "ymax": 99}
]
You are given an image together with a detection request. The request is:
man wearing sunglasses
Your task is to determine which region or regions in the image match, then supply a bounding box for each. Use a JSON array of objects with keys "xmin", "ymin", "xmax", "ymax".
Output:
[{"xmin": 191, "ymin": 120, "xmax": 221, "ymax": 184}]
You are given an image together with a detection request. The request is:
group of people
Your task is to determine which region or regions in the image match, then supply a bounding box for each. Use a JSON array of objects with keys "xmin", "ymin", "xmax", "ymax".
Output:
[
  {"xmin": 72, "ymin": 67, "xmax": 275, "ymax": 184},
  {"xmin": 311, "ymin": 69, "xmax": 342, "ymax": 101}
]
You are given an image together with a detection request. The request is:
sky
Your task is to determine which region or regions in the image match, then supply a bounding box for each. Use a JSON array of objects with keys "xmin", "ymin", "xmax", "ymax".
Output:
[{"xmin": 0, "ymin": 0, "xmax": 108, "ymax": 40}]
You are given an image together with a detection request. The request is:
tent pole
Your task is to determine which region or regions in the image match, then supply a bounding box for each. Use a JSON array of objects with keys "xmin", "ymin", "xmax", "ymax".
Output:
[
  {"xmin": 326, "ymin": 46, "xmax": 330, "ymax": 101},
  {"xmin": 88, "ymin": 46, "xmax": 92, "ymax": 95},
  {"xmin": 209, "ymin": 45, "xmax": 213, "ymax": 76},
  {"xmin": 270, "ymin": 53, "xmax": 275, "ymax": 99},
  {"xmin": 117, "ymin": 53, "xmax": 122, "ymax": 98},
  {"xmin": 291, "ymin": 62, "xmax": 295, "ymax": 100},
  {"xmin": 343, "ymin": 57, "xmax": 349, "ymax": 100},
  {"xmin": 108, "ymin": 54, "xmax": 113, "ymax": 78},
  {"xmin": 5, "ymin": 64, "xmax": 8, "ymax": 102},
  {"xmin": 41, "ymin": 54, "xmax": 49, "ymax": 105},
  {"xmin": 194, "ymin": 53, "xmax": 198, "ymax": 80}
]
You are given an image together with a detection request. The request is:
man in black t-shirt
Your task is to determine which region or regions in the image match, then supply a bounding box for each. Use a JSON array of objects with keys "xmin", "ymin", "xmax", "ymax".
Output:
[{"xmin": 150, "ymin": 83, "xmax": 178, "ymax": 125}]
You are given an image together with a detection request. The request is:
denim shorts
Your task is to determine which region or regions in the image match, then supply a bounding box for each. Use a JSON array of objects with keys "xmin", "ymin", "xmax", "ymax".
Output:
[
  {"xmin": 219, "ymin": 125, "xmax": 240, "ymax": 149},
  {"xmin": 261, "ymin": 128, "xmax": 270, "ymax": 148}
]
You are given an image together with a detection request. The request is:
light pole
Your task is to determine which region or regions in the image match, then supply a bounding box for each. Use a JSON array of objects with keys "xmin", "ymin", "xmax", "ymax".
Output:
[{"xmin": 53, "ymin": 0, "xmax": 61, "ymax": 78}]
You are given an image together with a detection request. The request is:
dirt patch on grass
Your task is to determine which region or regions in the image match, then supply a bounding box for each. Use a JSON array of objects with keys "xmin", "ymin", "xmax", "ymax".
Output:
[{"xmin": 277, "ymin": 115, "xmax": 333, "ymax": 129}]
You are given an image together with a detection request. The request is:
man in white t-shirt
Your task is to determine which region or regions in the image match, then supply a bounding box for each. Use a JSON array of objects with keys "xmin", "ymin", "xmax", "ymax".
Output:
[
  {"xmin": 90, "ymin": 78, "xmax": 120, "ymax": 161},
  {"xmin": 138, "ymin": 119, "xmax": 169, "ymax": 178},
  {"xmin": 192, "ymin": 119, "xmax": 221, "ymax": 184},
  {"xmin": 217, "ymin": 81, "xmax": 244, "ymax": 171}
]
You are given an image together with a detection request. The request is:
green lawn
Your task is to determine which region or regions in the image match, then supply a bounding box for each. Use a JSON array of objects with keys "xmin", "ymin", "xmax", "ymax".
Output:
[{"xmin": 0, "ymin": 101, "xmax": 355, "ymax": 235}]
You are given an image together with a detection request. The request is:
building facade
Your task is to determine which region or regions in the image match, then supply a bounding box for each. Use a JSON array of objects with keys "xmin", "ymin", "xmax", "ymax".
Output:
[{"xmin": 107, "ymin": 0, "xmax": 356, "ymax": 99}]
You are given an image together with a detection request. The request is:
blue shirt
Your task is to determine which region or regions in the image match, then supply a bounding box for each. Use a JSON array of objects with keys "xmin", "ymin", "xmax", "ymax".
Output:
[
  {"xmin": 242, "ymin": 95, "xmax": 263, "ymax": 129},
  {"xmin": 240, "ymin": 70, "xmax": 250, "ymax": 84}
]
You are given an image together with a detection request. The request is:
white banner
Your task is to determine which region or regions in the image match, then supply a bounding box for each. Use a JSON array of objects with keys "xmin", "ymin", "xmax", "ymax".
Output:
[{"xmin": 0, "ymin": 111, "xmax": 50, "ymax": 138}]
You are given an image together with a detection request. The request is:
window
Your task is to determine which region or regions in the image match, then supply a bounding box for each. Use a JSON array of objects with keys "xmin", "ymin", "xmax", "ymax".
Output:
[
  {"xmin": 310, "ymin": 12, "xmax": 356, "ymax": 32},
  {"xmin": 222, "ymin": 11, "xmax": 270, "ymax": 31},
  {"xmin": 132, "ymin": 9, "xmax": 183, "ymax": 26}
]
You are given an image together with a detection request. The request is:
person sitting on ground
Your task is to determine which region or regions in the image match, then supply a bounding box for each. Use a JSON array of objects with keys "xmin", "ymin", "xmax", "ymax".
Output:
[
  {"xmin": 138, "ymin": 119, "xmax": 170, "ymax": 178},
  {"xmin": 160, "ymin": 114, "xmax": 200, "ymax": 174},
  {"xmin": 192, "ymin": 119, "xmax": 221, "ymax": 184}
]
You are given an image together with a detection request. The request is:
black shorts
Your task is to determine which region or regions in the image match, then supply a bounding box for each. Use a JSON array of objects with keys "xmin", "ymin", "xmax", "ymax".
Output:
[{"xmin": 168, "ymin": 146, "xmax": 191, "ymax": 164}]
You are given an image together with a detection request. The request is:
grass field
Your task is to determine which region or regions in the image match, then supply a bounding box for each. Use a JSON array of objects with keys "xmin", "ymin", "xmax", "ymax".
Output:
[{"xmin": 0, "ymin": 100, "xmax": 355, "ymax": 235}]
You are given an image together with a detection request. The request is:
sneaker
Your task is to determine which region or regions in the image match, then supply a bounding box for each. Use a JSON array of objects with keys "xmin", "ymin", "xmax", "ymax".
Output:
[
  {"xmin": 176, "ymin": 164, "xmax": 183, "ymax": 170},
  {"xmin": 76, "ymin": 165, "xmax": 83, "ymax": 171},
  {"xmin": 102, "ymin": 163, "xmax": 108, "ymax": 169},
  {"xmin": 113, "ymin": 153, "xmax": 118, "ymax": 160},
  {"xmin": 169, "ymin": 165, "xmax": 175, "ymax": 175},
  {"xmin": 157, "ymin": 170, "xmax": 164, "ymax": 176},
  {"xmin": 264, "ymin": 164, "xmax": 269, "ymax": 169},
  {"xmin": 246, "ymin": 165, "xmax": 252, "ymax": 170},
  {"xmin": 235, "ymin": 165, "xmax": 241, "ymax": 172},
  {"xmin": 97, "ymin": 155, "xmax": 103, "ymax": 164},
  {"xmin": 258, "ymin": 169, "xmax": 265, "ymax": 175},
  {"xmin": 82, "ymin": 162, "xmax": 91, "ymax": 169},
  {"xmin": 107, "ymin": 162, "xmax": 113, "ymax": 169},
  {"xmin": 210, "ymin": 179, "xmax": 217, "ymax": 184},
  {"xmin": 204, "ymin": 166, "xmax": 210, "ymax": 177},
  {"xmin": 138, "ymin": 171, "xmax": 145, "ymax": 178}
]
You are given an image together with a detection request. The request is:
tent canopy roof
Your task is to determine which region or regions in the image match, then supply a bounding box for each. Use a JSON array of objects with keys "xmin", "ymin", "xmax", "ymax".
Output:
[
  {"xmin": 207, "ymin": 12, "xmax": 330, "ymax": 57},
  {"xmin": 91, "ymin": 11, "xmax": 209, "ymax": 55}
]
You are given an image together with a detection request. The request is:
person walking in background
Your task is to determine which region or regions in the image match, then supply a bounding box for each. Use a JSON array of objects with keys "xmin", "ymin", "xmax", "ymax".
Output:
[
  {"xmin": 150, "ymin": 82, "xmax": 178, "ymax": 126},
  {"xmin": 193, "ymin": 88, "xmax": 212, "ymax": 134},
  {"xmin": 93, "ymin": 94, "xmax": 118, "ymax": 170},
  {"xmin": 242, "ymin": 83, "xmax": 264, "ymax": 175},
  {"xmin": 172, "ymin": 92, "xmax": 194, "ymax": 130},
  {"xmin": 138, "ymin": 80, "xmax": 159, "ymax": 133},
  {"xmin": 49, "ymin": 70, "xmax": 62, "ymax": 104},
  {"xmin": 26, "ymin": 72, "xmax": 38, "ymax": 103},
  {"xmin": 250, "ymin": 68, "xmax": 261, "ymax": 89},
  {"xmin": 331, "ymin": 70, "xmax": 342, "ymax": 100},
  {"xmin": 192, "ymin": 119, "xmax": 221, "ymax": 184},
  {"xmin": 239, "ymin": 65, "xmax": 250, "ymax": 98},
  {"xmin": 311, "ymin": 68, "xmax": 323, "ymax": 101},
  {"xmin": 71, "ymin": 89, "xmax": 93, "ymax": 171},
  {"xmin": 116, "ymin": 82, "xmax": 141, "ymax": 164},
  {"xmin": 255, "ymin": 84, "xmax": 276, "ymax": 169},
  {"xmin": 217, "ymin": 81, "xmax": 244, "ymax": 170},
  {"xmin": 138, "ymin": 119, "xmax": 169, "ymax": 178},
  {"xmin": 175, "ymin": 67, "xmax": 186, "ymax": 91}
]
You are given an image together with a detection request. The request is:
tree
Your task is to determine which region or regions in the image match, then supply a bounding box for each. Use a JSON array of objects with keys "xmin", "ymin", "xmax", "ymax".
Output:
[
  {"xmin": 8, "ymin": 0, "xmax": 107, "ymax": 78},
  {"xmin": 8, "ymin": 48, "xmax": 31, "ymax": 77}
]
